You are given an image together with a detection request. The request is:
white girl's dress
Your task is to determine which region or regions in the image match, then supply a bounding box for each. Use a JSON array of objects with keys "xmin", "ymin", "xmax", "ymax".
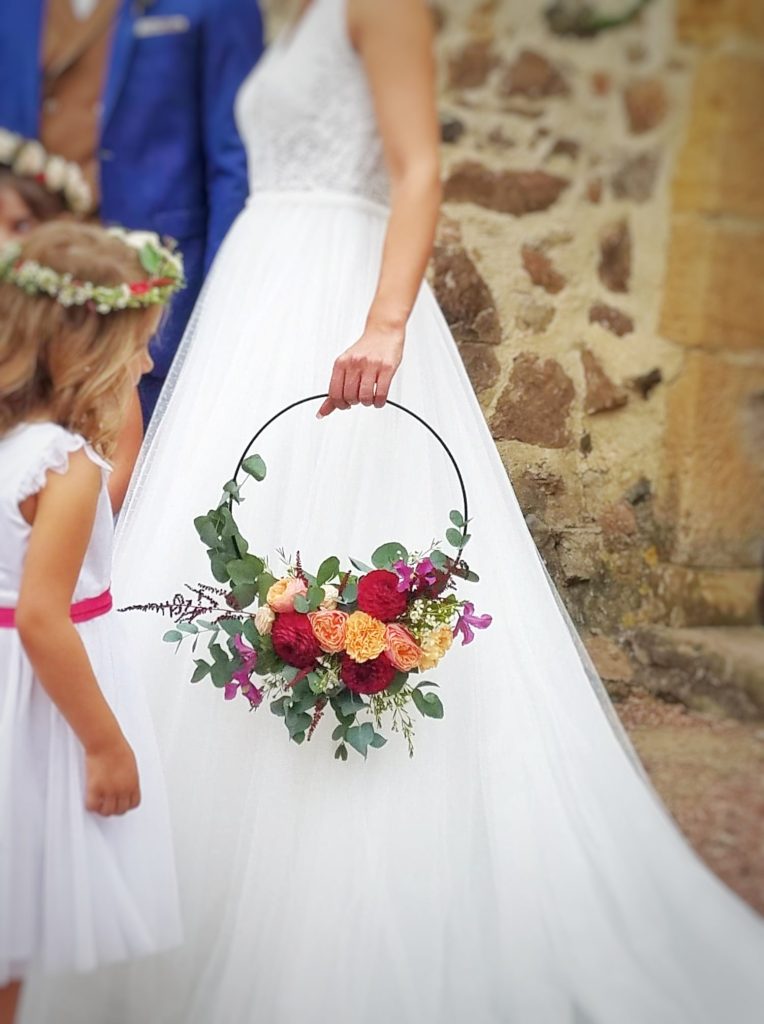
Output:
[
  {"xmin": 24, "ymin": 1, "xmax": 764, "ymax": 1021},
  {"xmin": 0, "ymin": 423, "xmax": 180, "ymax": 988}
]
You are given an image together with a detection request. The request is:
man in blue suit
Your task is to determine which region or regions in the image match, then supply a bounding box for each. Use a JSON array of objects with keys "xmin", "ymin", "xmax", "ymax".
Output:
[{"xmin": 0, "ymin": 0, "xmax": 263, "ymax": 423}]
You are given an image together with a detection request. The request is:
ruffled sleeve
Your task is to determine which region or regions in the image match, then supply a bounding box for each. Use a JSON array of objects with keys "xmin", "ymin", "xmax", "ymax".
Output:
[{"xmin": 17, "ymin": 424, "xmax": 112, "ymax": 505}]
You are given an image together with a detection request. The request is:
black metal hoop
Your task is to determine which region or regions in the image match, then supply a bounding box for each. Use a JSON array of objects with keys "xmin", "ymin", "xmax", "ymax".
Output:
[{"xmin": 231, "ymin": 394, "xmax": 469, "ymax": 558}]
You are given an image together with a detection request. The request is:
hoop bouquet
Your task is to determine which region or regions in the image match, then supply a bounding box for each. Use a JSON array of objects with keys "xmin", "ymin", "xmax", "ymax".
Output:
[{"xmin": 129, "ymin": 397, "xmax": 491, "ymax": 760}]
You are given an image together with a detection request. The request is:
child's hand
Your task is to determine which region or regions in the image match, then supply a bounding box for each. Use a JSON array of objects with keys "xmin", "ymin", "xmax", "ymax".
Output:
[{"xmin": 85, "ymin": 739, "xmax": 141, "ymax": 817}]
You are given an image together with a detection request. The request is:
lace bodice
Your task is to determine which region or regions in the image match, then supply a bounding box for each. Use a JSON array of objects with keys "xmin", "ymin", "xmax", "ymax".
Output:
[{"xmin": 235, "ymin": 0, "xmax": 390, "ymax": 207}]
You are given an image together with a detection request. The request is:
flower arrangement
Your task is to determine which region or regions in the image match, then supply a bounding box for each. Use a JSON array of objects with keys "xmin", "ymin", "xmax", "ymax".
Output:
[
  {"xmin": 0, "ymin": 227, "xmax": 185, "ymax": 313},
  {"xmin": 0, "ymin": 127, "xmax": 94, "ymax": 214},
  {"xmin": 132, "ymin": 450, "xmax": 491, "ymax": 760}
]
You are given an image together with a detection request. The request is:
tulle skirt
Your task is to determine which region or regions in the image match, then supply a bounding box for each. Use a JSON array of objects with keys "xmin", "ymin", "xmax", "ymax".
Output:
[
  {"xmin": 1, "ymin": 612, "xmax": 180, "ymax": 990},
  {"xmin": 22, "ymin": 191, "xmax": 764, "ymax": 1023}
]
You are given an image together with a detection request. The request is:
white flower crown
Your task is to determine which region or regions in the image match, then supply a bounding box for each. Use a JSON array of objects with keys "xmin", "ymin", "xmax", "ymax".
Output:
[
  {"xmin": 0, "ymin": 227, "xmax": 185, "ymax": 315},
  {"xmin": 0, "ymin": 127, "xmax": 94, "ymax": 215}
]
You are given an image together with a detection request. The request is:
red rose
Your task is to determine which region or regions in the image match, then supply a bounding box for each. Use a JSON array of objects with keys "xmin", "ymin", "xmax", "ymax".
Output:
[
  {"xmin": 271, "ymin": 612, "xmax": 321, "ymax": 668},
  {"xmin": 357, "ymin": 570, "xmax": 408, "ymax": 622},
  {"xmin": 340, "ymin": 653, "xmax": 397, "ymax": 695}
]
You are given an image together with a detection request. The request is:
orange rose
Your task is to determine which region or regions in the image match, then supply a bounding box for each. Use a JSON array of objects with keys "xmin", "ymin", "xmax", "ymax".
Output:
[
  {"xmin": 344, "ymin": 611, "xmax": 387, "ymax": 664},
  {"xmin": 384, "ymin": 623, "xmax": 422, "ymax": 672},
  {"xmin": 309, "ymin": 609, "xmax": 348, "ymax": 654}
]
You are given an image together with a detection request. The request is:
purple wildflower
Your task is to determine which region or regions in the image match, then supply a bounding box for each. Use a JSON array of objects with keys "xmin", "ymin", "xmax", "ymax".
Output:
[
  {"xmin": 393, "ymin": 560, "xmax": 414, "ymax": 593},
  {"xmin": 453, "ymin": 602, "xmax": 492, "ymax": 646}
]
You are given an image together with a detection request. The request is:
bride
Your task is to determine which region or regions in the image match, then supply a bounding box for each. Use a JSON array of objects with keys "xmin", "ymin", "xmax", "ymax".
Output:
[{"xmin": 22, "ymin": 0, "xmax": 763, "ymax": 1021}]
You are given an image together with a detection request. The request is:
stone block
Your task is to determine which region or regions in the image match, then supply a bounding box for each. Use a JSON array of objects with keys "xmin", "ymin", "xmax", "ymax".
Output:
[
  {"xmin": 491, "ymin": 353, "xmax": 574, "ymax": 448},
  {"xmin": 673, "ymin": 52, "xmax": 764, "ymax": 218},
  {"xmin": 676, "ymin": 0, "xmax": 764, "ymax": 44},
  {"xmin": 660, "ymin": 214, "xmax": 764, "ymax": 351},
  {"xmin": 662, "ymin": 352, "xmax": 764, "ymax": 567}
]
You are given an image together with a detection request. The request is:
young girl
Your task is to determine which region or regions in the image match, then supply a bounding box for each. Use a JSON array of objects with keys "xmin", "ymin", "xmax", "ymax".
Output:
[{"xmin": 0, "ymin": 221, "xmax": 184, "ymax": 1023}]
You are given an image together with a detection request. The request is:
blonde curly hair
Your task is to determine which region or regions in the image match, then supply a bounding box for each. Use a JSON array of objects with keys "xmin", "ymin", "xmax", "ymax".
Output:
[{"xmin": 0, "ymin": 221, "xmax": 164, "ymax": 458}]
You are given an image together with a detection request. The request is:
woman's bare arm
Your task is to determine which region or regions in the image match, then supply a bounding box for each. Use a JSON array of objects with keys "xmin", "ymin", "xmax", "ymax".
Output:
[{"xmin": 318, "ymin": 0, "xmax": 441, "ymax": 416}]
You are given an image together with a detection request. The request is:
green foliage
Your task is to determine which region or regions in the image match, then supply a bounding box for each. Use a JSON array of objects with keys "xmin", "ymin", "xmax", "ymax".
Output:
[
  {"xmin": 241, "ymin": 454, "xmax": 267, "ymax": 481},
  {"xmin": 317, "ymin": 556, "xmax": 340, "ymax": 585},
  {"xmin": 449, "ymin": 509, "xmax": 464, "ymax": 528},
  {"xmin": 163, "ymin": 629, "xmax": 183, "ymax": 643},
  {"xmin": 446, "ymin": 527, "xmax": 464, "ymax": 549},
  {"xmin": 412, "ymin": 687, "xmax": 444, "ymax": 720},
  {"xmin": 191, "ymin": 660, "xmax": 210, "ymax": 682},
  {"xmin": 371, "ymin": 541, "xmax": 408, "ymax": 569},
  {"xmin": 293, "ymin": 594, "xmax": 310, "ymax": 613},
  {"xmin": 306, "ymin": 584, "xmax": 324, "ymax": 611}
]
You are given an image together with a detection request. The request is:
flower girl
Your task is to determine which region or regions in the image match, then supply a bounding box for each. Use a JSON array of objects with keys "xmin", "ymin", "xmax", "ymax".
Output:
[{"xmin": 0, "ymin": 222, "xmax": 183, "ymax": 1023}]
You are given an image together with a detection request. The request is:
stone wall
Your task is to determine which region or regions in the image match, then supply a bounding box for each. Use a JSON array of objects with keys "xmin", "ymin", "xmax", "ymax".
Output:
[{"xmin": 261, "ymin": 0, "xmax": 764, "ymax": 645}]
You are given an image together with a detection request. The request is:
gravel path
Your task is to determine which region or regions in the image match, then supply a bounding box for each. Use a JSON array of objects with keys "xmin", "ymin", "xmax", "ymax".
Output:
[{"xmin": 616, "ymin": 692, "xmax": 764, "ymax": 914}]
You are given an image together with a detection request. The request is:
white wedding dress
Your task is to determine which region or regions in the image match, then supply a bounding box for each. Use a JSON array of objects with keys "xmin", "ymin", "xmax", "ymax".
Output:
[{"xmin": 22, "ymin": 1, "xmax": 764, "ymax": 1021}]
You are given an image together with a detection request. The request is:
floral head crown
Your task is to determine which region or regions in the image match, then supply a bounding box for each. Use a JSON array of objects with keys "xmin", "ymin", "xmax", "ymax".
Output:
[
  {"xmin": 0, "ymin": 128, "xmax": 94, "ymax": 215},
  {"xmin": 0, "ymin": 227, "xmax": 185, "ymax": 315}
]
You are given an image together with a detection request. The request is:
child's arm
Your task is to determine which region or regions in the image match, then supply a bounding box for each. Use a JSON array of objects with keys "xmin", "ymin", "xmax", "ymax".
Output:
[{"xmin": 16, "ymin": 450, "xmax": 141, "ymax": 817}]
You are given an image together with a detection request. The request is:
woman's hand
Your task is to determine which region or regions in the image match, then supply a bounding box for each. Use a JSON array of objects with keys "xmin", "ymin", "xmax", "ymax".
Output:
[
  {"xmin": 85, "ymin": 737, "xmax": 141, "ymax": 817},
  {"xmin": 318, "ymin": 320, "xmax": 405, "ymax": 417}
]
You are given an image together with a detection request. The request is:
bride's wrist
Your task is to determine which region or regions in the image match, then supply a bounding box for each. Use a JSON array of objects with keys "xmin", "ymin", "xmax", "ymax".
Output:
[{"xmin": 365, "ymin": 305, "xmax": 408, "ymax": 338}]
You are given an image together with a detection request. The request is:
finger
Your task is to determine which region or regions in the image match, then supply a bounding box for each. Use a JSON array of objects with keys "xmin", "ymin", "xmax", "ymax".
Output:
[
  {"xmin": 85, "ymin": 789, "xmax": 101, "ymax": 813},
  {"xmin": 359, "ymin": 367, "xmax": 377, "ymax": 407},
  {"xmin": 329, "ymin": 362, "xmax": 350, "ymax": 412},
  {"xmin": 373, "ymin": 367, "xmax": 395, "ymax": 408},
  {"xmin": 342, "ymin": 364, "xmax": 362, "ymax": 408},
  {"xmin": 130, "ymin": 787, "xmax": 142, "ymax": 811},
  {"xmin": 99, "ymin": 795, "xmax": 117, "ymax": 817},
  {"xmin": 115, "ymin": 793, "xmax": 132, "ymax": 816},
  {"xmin": 317, "ymin": 396, "xmax": 337, "ymax": 418}
]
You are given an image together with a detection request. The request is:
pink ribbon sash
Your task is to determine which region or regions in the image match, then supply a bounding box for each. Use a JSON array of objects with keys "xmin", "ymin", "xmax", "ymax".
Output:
[{"xmin": 0, "ymin": 588, "xmax": 113, "ymax": 628}]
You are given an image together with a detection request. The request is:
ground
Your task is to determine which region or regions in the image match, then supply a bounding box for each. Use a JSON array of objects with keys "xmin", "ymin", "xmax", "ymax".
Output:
[{"xmin": 617, "ymin": 691, "xmax": 764, "ymax": 913}]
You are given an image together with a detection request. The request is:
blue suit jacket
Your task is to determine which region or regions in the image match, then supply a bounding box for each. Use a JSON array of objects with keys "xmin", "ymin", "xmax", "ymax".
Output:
[{"xmin": 0, "ymin": 0, "xmax": 263, "ymax": 403}]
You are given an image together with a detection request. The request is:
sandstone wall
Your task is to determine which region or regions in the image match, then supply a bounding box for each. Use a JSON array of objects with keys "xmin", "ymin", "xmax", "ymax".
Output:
[{"xmin": 261, "ymin": 0, "xmax": 764, "ymax": 641}]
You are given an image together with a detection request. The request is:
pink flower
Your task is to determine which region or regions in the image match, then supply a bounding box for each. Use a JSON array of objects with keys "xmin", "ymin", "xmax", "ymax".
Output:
[
  {"xmin": 267, "ymin": 576, "xmax": 308, "ymax": 613},
  {"xmin": 224, "ymin": 634, "xmax": 263, "ymax": 708},
  {"xmin": 453, "ymin": 602, "xmax": 492, "ymax": 646}
]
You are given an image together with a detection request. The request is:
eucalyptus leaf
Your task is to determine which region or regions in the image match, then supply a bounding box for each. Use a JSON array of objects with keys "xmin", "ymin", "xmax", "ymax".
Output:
[
  {"xmin": 219, "ymin": 617, "xmax": 243, "ymax": 637},
  {"xmin": 345, "ymin": 722, "xmax": 375, "ymax": 757},
  {"xmin": 429, "ymin": 549, "xmax": 449, "ymax": 571},
  {"xmin": 316, "ymin": 556, "xmax": 340, "ymax": 586},
  {"xmin": 340, "ymin": 582, "xmax": 358, "ymax": 605},
  {"xmin": 307, "ymin": 585, "xmax": 324, "ymax": 611},
  {"xmin": 210, "ymin": 661, "xmax": 231, "ymax": 688},
  {"xmin": 222, "ymin": 479, "xmax": 241, "ymax": 504},
  {"xmin": 231, "ymin": 583, "xmax": 258, "ymax": 610},
  {"xmin": 449, "ymin": 509, "xmax": 465, "ymax": 528},
  {"xmin": 412, "ymin": 689, "xmax": 444, "ymax": 719},
  {"xmin": 369, "ymin": 733, "xmax": 387, "ymax": 749},
  {"xmin": 270, "ymin": 697, "xmax": 287, "ymax": 718},
  {"xmin": 386, "ymin": 672, "xmax": 408, "ymax": 696},
  {"xmin": 191, "ymin": 660, "xmax": 210, "ymax": 683},
  {"xmin": 446, "ymin": 528, "xmax": 464, "ymax": 549},
  {"xmin": 194, "ymin": 516, "xmax": 220, "ymax": 548},
  {"xmin": 177, "ymin": 622, "xmax": 199, "ymax": 635},
  {"xmin": 241, "ymin": 454, "xmax": 267, "ymax": 481},
  {"xmin": 162, "ymin": 629, "xmax": 183, "ymax": 644},
  {"xmin": 226, "ymin": 554, "xmax": 264, "ymax": 585},
  {"xmin": 210, "ymin": 553, "xmax": 230, "ymax": 584},
  {"xmin": 335, "ymin": 743, "xmax": 348, "ymax": 762},
  {"xmin": 371, "ymin": 541, "xmax": 408, "ymax": 569},
  {"xmin": 293, "ymin": 594, "xmax": 310, "ymax": 614},
  {"xmin": 349, "ymin": 558, "xmax": 372, "ymax": 574},
  {"xmin": 258, "ymin": 572, "xmax": 277, "ymax": 604}
]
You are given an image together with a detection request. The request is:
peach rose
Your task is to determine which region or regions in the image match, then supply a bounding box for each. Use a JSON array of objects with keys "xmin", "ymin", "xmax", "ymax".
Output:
[
  {"xmin": 309, "ymin": 609, "xmax": 348, "ymax": 653},
  {"xmin": 344, "ymin": 611, "xmax": 387, "ymax": 664},
  {"xmin": 253, "ymin": 605, "xmax": 276, "ymax": 636},
  {"xmin": 418, "ymin": 624, "xmax": 453, "ymax": 671},
  {"xmin": 267, "ymin": 576, "xmax": 308, "ymax": 613},
  {"xmin": 384, "ymin": 623, "xmax": 423, "ymax": 672}
]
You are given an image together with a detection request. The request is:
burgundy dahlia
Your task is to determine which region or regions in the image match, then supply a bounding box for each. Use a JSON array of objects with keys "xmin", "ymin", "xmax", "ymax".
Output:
[
  {"xmin": 357, "ymin": 569, "xmax": 408, "ymax": 622},
  {"xmin": 271, "ymin": 611, "xmax": 321, "ymax": 669},
  {"xmin": 340, "ymin": 653, "xmax": 397, "ymax": 696}
]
